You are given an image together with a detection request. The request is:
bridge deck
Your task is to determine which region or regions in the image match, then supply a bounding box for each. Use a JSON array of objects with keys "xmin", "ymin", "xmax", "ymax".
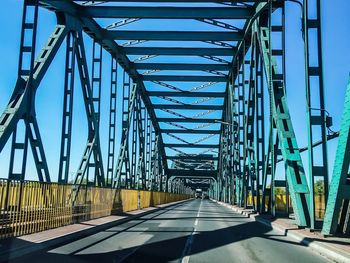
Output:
[{"xmin": 2, "ymin": 199, "xmax": 332, "ymax": 263}]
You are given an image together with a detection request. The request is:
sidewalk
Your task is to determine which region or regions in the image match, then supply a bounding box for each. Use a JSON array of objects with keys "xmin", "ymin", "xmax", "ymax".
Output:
[
  {"xmin": 0, "ymin": 199, "xmax": 191, "ymax": 262},
  {"xmin": 215, "ymin": 200, "xmax": 350, "ymax": 263}
]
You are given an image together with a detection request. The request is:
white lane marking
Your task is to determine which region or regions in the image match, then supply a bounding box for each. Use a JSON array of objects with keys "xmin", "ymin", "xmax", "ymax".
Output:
[
  {"xmin": 182, "ymin": 255, "xmax": 190, "ymax": 263},
  {"xmin": 180, "ymin": 201, "xmax": 202, "ymax": 263}
]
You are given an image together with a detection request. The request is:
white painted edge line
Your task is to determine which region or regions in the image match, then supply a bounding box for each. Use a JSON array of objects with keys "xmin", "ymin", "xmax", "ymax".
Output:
[{"xmin": 214, "ymin": 199, "xmax": 350, "ymax": 263}]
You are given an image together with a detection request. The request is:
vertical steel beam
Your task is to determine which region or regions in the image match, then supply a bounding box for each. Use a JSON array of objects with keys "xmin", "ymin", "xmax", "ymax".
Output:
[
  {"xmin": 238, "ymin": 48, "xmax": 247, "ymax": 207},
  {"xmin": 303, "ymin": 0, "xmax": 329, "ymax": 230},
  {"xmin": 87, "ymin": 40, "xmax": 103, "ymax": 185},
  {"xmin": 145, "ymin": 113, "xmax": 152, "ymax": 189},
  {"xmin": 8, "ymin": 0, "xmax": 38, "ymax": 181},
  {"xmin": 58, "ymin": 31, "xmax": 76, "ymax": 184},
  {"xmin": 254, "ymin": 39, "xmax": 265, "ymax": 212},
  {"xmin": 244, "ymin": 32, "xmax": 258, "ymax": 210},
  {"xmin": 122, "ymin": 72, "xmax": 131, "ymax": 188},
  {"xmin": 136, "ymin": 104, "xmax": 146, "ymax": 189},
  {"xmin": 106, "ymin": 57, "xmax": 118, "ymax": 186}
]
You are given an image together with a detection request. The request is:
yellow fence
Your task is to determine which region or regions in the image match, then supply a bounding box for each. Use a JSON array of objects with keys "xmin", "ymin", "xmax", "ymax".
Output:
[
  {"xmin": 0, "ymin": 179, "xmax": 191, "ymax": 240},
  {"xmin": 247, "ymin": 194, "xmax": 325, "ymax": 218}
]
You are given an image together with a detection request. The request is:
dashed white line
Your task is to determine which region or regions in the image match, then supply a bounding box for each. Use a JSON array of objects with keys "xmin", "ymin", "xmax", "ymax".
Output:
[{"xmin": 180, "ymin": 201, "xmax": 202, "ymax": 263}]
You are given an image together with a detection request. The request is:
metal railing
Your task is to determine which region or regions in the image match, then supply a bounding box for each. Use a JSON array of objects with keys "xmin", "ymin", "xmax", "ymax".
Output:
[{"xmin": 0, "ymin": 179, "xmax": 191, "ymax": 240}]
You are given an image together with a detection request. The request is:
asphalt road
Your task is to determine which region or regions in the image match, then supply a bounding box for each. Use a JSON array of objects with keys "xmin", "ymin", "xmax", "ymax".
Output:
[{"xmin": 9, "ymin": 199, "xmax": 330, "ymax": 263}]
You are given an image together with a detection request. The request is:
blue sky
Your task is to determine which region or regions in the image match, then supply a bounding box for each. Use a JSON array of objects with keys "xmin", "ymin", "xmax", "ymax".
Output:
[{"xmin": 0, "ymin": 1, "xmax": 349, "ymax": 183}]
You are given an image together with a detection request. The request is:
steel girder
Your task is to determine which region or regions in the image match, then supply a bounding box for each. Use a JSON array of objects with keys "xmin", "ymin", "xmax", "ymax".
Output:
[
  {"xmin": 167, "ymin": 169, "xmax": 218, "ymax": 179},
  {"xmin": 80, "ymin": 6, "xmax": 253, "ymax": 19},
  {"xmin": 303, "ymin": 0, "xmax": 329, "ymax": 230},
  {"xmin": 113, "ymin": 82, "xmax": 138, "ymax": 188},
  {"xmin": 322, "ymin": 78, "xmax": 350, "ymax": 235},
  {"xmin": 0, "ymin": 2, "xmax": 68, "ymax": 181},
  {"xmin": 71, "ymin": 30, "xmax": 106, "ymax": 199},
  {"xmin": 147, "ymin": 92, "xmax": 226, "ymax": 98},
  {"xmin": 39, "ymin": 0, "xmax": 169, "ymax": 174},
  {"xmin": 134, "ymin": 63, "xmax": 231, "ymax": 71},
  {"xmin": 124, "ymin": 47, "xmax": 235, "ymax": 56},
  {"xmin": 106, "ymin": 58, "xmax": 118, "ymax": 186},
  {"xmin": 1, "ymin": 0, "xmax": 346, "ymax": 231},
  {"xmin": 157, "ymin": 118, "xmax": 219, "ymax": 123},
  {"xmin": 258, "ymin": 25, "xmax": 310, "ymax": 226},
  {"xmin": 108, "ymin": 31, "xmax": 242, "ymax": 41},
  {"xmin": 74, "ymin": 0, "xmax": 258, "ymax": 2},
  {"xmin": 161, "ymin": 129, "xmax": 221, "ymax": 134},
  {"xmin": 164, "ymin": 144, "xmax": 219, "ymax": 149},
  {"xmin": 142, "ymin": 75, "xmax": 228, "ymax": 82},
  {"xmin": 58, "ymin": 31, "xmax": 76, "ymax": 184},
  {"xmin": 153, "ymin": 105, "xmax": 223, "ymax": 110},
  {"xmin": 167, "ymin": 156, "xmax": 219, "ymax": 161}
]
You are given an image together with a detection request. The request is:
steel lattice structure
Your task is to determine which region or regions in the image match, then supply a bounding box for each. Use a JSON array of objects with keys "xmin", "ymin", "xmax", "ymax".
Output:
[{"xmin": 0, "ymin": 0, "xmax": 349, "ymax": 236}]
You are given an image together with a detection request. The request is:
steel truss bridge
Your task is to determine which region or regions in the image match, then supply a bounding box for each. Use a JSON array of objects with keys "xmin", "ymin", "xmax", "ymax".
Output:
[{"xmin": 0, "ymin": 0, "xmax": 349, "ymax": 238}]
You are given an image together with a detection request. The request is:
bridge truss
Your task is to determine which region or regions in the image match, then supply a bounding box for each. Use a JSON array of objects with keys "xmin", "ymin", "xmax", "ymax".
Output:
[{"xmin": 0, "ymin": 0, "xmax": 349, "ymax": 236}]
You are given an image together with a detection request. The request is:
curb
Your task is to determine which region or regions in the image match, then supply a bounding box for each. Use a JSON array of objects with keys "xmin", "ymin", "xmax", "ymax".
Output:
[
  {"xmin": 213, "ymin": 200, "xmax": 350, "ymax": 263},
  {"xmin": 0, "ymin": 199, "xmax": 191, "ymax": 262}
]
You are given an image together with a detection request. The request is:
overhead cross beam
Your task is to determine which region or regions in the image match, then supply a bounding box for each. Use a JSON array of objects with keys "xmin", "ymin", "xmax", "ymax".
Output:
[
  {"xmin": 167, "ymin": 156, "xmax": 218, "ymax": 160},
  {"xmin": 124, "ymin": 47, "xmax": 235, "ymax": 56},
  {"xmin": 153, "ymin": 104, "xmax": 223, "ymax": 110},
  {"xmin": 158, "ymin": 118, "xmax": 219, "ymax": 123},
  {"xmin": 76, "ymin": 0, "xmax": 256, "ymax": 2},
  {"xmin": 134, "ymin": 63, "xmax": 231, "ymax": 71},
  {"xmin": 107, "ymin": 31, "xmax": 242, "ymax": 41},
  {"xmin": 80, "ymin": 6, "xmax": 253, "ymax": 19},
  {"xmin": 142, "ymin": 75, "xmax": 228, "ymax": 82},
  {"xmin": 167, "ymin": 169, "xmax": 218, "ymax": 179},
  {"xmin": 147, "ymin": 91, "xmax": 225, "ymax": 97},
  {"xmin": 165, "ymin": 144, "xmax": 219, "ymax": 148},
  {"xmin": 161, "ymin": 129, "xmax": 221, "ymax": 134}
]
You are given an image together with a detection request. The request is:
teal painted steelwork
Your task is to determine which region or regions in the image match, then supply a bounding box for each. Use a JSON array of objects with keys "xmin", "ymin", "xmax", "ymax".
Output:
[
  {"xmin": 58, "ymin": 31, "xmax": 76, "ymax": 184},
  {"xmin": 322, "ymin": 78, "xmax": 350, "ymax": 235},
  {"xmin": 258, "ymin": 23, "xmax": 311, "ymax": 227},
  {"xmin": 0, "ymin": 0, "xmax": 348, "ymax": 233},
  {"xmin": 303, "ymin": 0, "xmax": 330, "ymax": 231}
]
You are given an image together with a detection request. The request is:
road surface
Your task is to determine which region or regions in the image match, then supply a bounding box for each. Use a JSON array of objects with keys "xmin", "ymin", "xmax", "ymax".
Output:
[{"xmin": 9, "ymin": 199, "xmax": 330, "ymax": 263}]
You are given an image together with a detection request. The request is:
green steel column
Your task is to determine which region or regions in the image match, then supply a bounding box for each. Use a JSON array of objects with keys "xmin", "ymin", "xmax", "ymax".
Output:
[
  {"xmin": 303, "ymin": 0, "xmax": 329, "ymax": 230},
  {"xmin": 322, "ymin": 78, "xmax": 350, "ymax": 235}
]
